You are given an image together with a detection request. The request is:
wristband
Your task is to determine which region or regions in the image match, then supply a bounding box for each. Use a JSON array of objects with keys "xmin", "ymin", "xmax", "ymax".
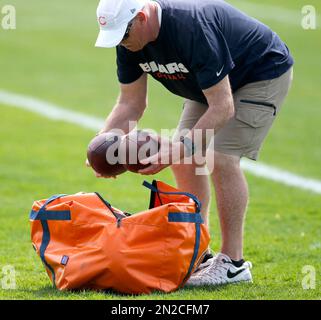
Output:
[{"xmin": 180, "ymin": 136, "xmax": 195, "ymax": 157}]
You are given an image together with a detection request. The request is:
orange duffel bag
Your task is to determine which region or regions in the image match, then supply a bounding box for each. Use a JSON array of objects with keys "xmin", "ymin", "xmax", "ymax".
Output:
[{"xmin": 29, "ymin": 180, "xmax": 210, "ymax": 294}]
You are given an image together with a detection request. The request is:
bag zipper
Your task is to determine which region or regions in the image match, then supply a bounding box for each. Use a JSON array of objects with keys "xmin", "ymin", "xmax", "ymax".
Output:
[{"xmin": 95, "ymin": 192, "xmax": 125, "ymax": 228}]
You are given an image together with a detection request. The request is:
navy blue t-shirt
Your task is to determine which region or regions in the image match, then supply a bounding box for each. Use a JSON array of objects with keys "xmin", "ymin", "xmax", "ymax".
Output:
[{"xmin": 117, "ymin": 0, "xmax": 294, "ymax": 105}]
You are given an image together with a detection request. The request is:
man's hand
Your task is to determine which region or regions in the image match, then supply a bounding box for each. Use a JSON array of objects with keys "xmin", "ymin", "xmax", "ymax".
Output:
[
  {"xmin": 138, "ymin": 137, "xmax": 184, "ymax": 175},
  {"xmin": 85, "ymin": 158, "xmax": 117, "ymax": 179}
]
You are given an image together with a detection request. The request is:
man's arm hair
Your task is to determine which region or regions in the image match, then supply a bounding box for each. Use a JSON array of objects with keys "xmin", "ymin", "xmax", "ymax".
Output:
[
  {"xmin": 100, "ymin": 73, "xmax": 148, "ymax": 134},
  {"xmin": 183, "ymin": 76, "xmax": 235, "ymax": 152},
  {"xmin": 201, "ymin": 75, "xmax": 235, "ymax": 133}
]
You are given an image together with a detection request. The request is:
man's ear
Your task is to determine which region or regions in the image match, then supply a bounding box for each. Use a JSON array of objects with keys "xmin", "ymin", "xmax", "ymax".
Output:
[{"xmin": 137, "ymin": 11, "xmax": 147, "ymax": 23}]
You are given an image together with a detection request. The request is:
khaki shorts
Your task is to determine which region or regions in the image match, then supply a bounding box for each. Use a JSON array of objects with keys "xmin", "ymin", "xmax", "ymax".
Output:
[{"xmin": 174, "ymin": 67, "xmax": 293, "ymax": 160}]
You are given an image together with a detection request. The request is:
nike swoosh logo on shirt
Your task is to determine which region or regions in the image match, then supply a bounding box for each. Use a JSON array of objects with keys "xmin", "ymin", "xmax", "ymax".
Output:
[
  {"xmin": 216, "ymin": 65, "xmax": 224, "ymax": 77},
  {"xmin": 227, "ymin": 268, "xmax": 246, "ymax": 279}
]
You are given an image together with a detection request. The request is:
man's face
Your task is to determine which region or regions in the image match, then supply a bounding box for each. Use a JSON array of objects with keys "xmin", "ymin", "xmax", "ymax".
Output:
[{"xmin": 120, "ymin": 15, "xmax": 147, "ymax": 52}]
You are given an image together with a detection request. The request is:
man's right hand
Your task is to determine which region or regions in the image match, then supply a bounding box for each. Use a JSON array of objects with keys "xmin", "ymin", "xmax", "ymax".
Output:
[{"xmin": 85, "ymin": 158, "xmax": 117, "ymax": 179}]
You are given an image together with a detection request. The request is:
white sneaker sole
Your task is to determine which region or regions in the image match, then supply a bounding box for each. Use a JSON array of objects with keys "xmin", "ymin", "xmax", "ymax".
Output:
[{"xmin": 185, "ymin": 272, "xmax": 253, "ymax": 287}]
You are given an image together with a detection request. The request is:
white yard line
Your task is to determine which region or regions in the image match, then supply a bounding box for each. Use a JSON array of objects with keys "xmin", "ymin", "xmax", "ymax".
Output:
[
  {"xmin": 241, "ymin": 161, "xmax": 321, "ymax": 194},
  {"xmin": 0, "ymin": 90, "xmax": 104, "ymax": 131},
  {"xmin": 1, "ymin": 89, "xmax": 321, "ymax": 195}
]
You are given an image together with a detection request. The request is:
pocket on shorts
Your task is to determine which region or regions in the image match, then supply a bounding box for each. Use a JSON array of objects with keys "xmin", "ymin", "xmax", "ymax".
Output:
[{"xmin": 236, "ymin": 100, "xmax": 276, "ymax": 128}]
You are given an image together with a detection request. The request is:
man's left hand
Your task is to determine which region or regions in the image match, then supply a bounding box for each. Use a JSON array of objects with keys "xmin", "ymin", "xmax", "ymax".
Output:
[{"xmin": 138, "ymin": 137, "xmax": 184, "ymax": 175}]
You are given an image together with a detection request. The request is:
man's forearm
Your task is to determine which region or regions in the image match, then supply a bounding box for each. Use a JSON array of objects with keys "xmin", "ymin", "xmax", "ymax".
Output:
[
  {"xmin": 178, "ymin": 75, "xmax": 235, "ymax": 155},
  {"xmin": 184, "ymin": 100, "xmax": 235, "ymax": 154},
  {"xmin": 99, "ymin": 102, "xmax": 145, "ymax": 135},
  {"xmin": 196, "ymin": 101, "xmax": 234, "ymax": 133}
]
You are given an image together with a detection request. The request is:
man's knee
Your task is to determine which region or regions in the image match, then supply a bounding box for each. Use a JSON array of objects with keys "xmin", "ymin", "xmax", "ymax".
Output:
[
  {"xmin": 171, "ymin": 162, "xmax": 206, "ymax": 175},
  {"xmin": 213, "ymin": 151, "xmax": 241, "ymax": 173},
  {"xmin": 171, "ymin": 152, "xmax": 240, "ymax": 177}
]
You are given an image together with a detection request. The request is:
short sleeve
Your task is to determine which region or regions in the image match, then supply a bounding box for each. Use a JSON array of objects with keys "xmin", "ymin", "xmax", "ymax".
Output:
[
  {"xmin": 191, "ymin": 22, "xmax": 235, "ymax": 90},
  {"xmin": 116, "ymin": 46, "xmax": 144, "ymax": 84}
]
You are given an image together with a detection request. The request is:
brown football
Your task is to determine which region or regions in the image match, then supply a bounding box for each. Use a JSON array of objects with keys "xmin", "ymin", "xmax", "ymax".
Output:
[
  {"xmin": 120, "ymin": 130, "xmax": 160, "ymax": 173},
  {"xmin": 87, "ymin": 132, "xmax": 127, "ymax": 176}
]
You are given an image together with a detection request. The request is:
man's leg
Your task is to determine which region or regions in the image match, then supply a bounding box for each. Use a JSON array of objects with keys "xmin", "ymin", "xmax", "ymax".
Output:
[
  {"xmin": 171, "ymin": 163, "xmax": 211, "ymax": 226},
  {"xmin": 212, "ymin": 152, "xmax": 248, "ymax": 261},
  {"xmin": 187, "ymin": 68, "xmax": 293, "ymax": 286},
  {"xmin": 211, "ymin": 68, "xmax": 293, "ymax": 262},
  {"xmin": 172, "ymin": 99, "xmax": 211, "ymax": 225}
]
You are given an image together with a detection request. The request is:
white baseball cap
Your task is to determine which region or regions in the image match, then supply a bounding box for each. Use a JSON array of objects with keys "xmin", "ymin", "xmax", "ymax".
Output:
[{"xmin": 95, "ymin": 0, "xmax": 147, "ymax": 48}]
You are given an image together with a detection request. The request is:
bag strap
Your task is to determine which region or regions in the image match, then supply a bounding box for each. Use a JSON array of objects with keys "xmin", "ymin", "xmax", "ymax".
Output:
[
  {"xmin": 143, "ymin": 180, "xmax": 202, "ymax": 213},
  {"xmin": 167, "ymin": 210, "xmax": 204, "ymax": 287},
  {"xmin": 30, "ymin": 194, "xmax": 69, "ymax": 221},
  {"xmin": 30, "ymin": 194, "xmax": 68, "ymax": 288},
  {"xmin": 180, "ymin": 221, "xmax": 202, "ymax": 287},
  {"xmin": 39, "ymin": 194, "xmax": 67, "ymax": 213},
  {"xmin": 168, "ymin": 212, "xmax": 204, "ymax": 224},
  {"xmin": 143, "ymin": 181, "xmax": 205, "ymax": 288}
]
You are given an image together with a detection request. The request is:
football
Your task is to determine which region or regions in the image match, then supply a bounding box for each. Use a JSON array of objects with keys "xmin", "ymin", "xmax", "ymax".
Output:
[
  {"xmin": 87, "ymin": 132, "xmax": 127, "ymax": 176},
  {"xmin": 121, "ymin": 130, "xmax": 160, "ymax": 173}
]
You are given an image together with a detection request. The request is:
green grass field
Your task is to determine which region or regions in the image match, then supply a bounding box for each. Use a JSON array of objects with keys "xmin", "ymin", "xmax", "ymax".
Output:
[{"xmin": 0, "ymin": 0, "xmax": 320, "ymax": 300}]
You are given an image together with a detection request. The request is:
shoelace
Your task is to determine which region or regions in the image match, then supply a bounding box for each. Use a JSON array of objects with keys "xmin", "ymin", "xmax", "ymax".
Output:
[
  {"xmin": 188, "ymin": 257, "xmax": 252, "ymax": 286},
  {"xmin": 194, "ymin": 257, "xmax": 214, "ymax": 273},
  {"xmin": 195, "ymin": 257, "xmax": 229, "ymax": 281}
]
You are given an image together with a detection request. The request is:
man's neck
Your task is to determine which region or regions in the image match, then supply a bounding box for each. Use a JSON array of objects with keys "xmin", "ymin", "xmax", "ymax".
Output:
[{"xmin": 147, "ymin": 2, "xmax": 161, "ymax": 42}]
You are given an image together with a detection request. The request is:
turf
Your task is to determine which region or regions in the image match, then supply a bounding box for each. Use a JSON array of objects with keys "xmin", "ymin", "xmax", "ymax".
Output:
[{"xmin": 0, "ymin": 0, "xmax": 320, "ymax": 300}]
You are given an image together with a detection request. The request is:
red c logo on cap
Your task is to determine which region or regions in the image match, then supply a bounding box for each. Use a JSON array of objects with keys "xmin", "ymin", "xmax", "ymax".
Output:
[{"xmin": 99, "ymin": 16, "xmax": 107, "ymax": 26}]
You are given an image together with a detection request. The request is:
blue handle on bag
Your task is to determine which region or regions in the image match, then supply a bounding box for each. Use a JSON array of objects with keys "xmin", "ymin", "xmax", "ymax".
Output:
[
  {"xmin": 30, "ymin": 194, "xmax": 70, "ymax": 221},
  {"xmin": 143, "ymin": 180, "xmax": 202, "ymax": 213}
]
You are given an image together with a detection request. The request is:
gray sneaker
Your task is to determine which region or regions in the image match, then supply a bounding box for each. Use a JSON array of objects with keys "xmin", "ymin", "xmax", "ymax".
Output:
[
  {"xmin": 193, "ymin": 251, "xmax": 215, "ymax": 274},
  {"xmin": 186, "ymin": 253, "xmax": 253, "ymax": 286}
]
